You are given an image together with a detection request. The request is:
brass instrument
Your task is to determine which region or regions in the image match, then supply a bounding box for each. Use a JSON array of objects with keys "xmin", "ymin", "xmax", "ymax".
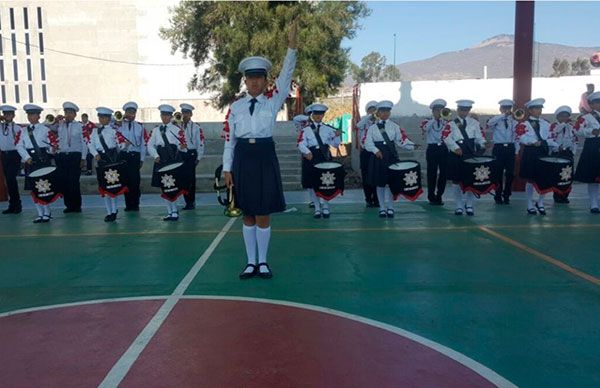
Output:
[
  {"xmin": 440, "ymin": 108, "xmax": 452, "ymax": 120},
  {"xmin": 513, "ymin": 109, "xmax": 526, "ymax": 121},
  {"xmin": 214, "ymin": 165, "xmax": 242, "ymax": 217},
  {"xmin": 172, "ymin": 111, "xmax": 183, "ymax": 125},
  {"xmin": 113, "ymin": 111, "xmax": 124, "ymax": 123},
  {"xmin": 0, "ymin": 115, "xmax": 5, "ymax": 123},
  {"xmin": 44, "ymin": 114, "xmax": 55, "ymax": 125}
]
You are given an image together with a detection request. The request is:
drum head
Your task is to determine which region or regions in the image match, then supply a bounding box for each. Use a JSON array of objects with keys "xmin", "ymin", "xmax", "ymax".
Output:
[
  {"xmin": 389, "ymin": 161, "xmax": 419, "ymax": 170},
  {"xmin": 539, "ymin": 157, "xmax": 570, "ymax": 164},
  {"xmin": 464, "ymin": 157, "xmax": 494, "ymax": 164},
  {"xmin": 158, "ymin": 162, "xmax": 184, "ymax": 172},
  {"xmin": 314, "ymin": 162, "xmax": 342, "ymax": 169},
  {"xmin": 29, "ymin": 166, "xmax": 56, "ymax": 177}
]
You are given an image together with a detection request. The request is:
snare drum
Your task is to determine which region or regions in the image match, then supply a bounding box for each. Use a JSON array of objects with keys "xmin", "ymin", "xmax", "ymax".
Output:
[
  {"xmin": 461, "ymin": 156, "xmax": 497, "ymax": 195},
  {"xmin": 312, "ymin": 162, "xmax": 345, "ymax": 200},
  {"xmin": 29, "ymin": 166, "xmax": 62, "ymax": 205},
  {"xmin": 535, "ymin": 157, "xmax": 573, "ymax": 195},
  {"xmin": 388, "ymin": 161, "xmax": 423, "ymax": 201},
  {"xmin": 97, "ymin": 161, "xmax": 129, "ymax": 198},
  {"xmin": 157, "ymin": 162, "xmax": 188, "ymax": 202}
]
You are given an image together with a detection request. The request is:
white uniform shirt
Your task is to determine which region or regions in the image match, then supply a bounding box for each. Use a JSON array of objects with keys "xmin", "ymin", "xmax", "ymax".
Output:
[
  {"xmin": 117, "ymin": 119, "xmax": 147, "ymax": 161},
  {"xmin": 487, "ymin": 114, "xmax": 518, "ymax": 145},
  {"xmin": 222, "ymin": 48, "xmax": 297, "ymax": 171},
  {"xmin": 54, "ymin": 120, "xmax": 87, "ymax": 159},
  {"xmin": 87, "ymin": 126, "xmax": 126, "ymax": 157},
  {"xmin": 516, "ymin": 118, "xmax": 558, "ymax": 148},
  {"xmin": 146, "ymin": 123, "xmax": 187, "ymax": 160},
  {"xmin": 356, "ymin": 115, "xmax": 377, "ymax": 146},
  {"xmin": 0, "ymin": 121, "xmax": 22, "ymax": 151},
  {"xmin": 297, "ymin": 122, "xmax": 341, "ymax": 155},
  {"xmin": 16, "ymin": 123, "xmax": 53, "ymax": 161},
  {"xmin": 420, "ymin": 117, "xmax": 448, "ymax": 145},
  {"xmin": 574, "ymin": 111, "xmax": 600, "ymax": 138},
  {"xmin": 182, "ymin": 120, "xmax": 205, "ymax": 161},
  {"xmin": 364, "ymin": 120, "xmax": 415, "ymax": 154},
  {"xmin": 442, "ymin": 117, "xmax": 485, "ymax": 152},
  {"xmin": 550, "ymin": 121, "xmax": 578, "ymax": 152}
]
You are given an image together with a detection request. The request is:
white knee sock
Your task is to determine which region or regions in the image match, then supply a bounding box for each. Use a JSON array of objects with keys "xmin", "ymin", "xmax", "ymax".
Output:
[
  {"xmin": 256, "ymin": 226, "xmax": 271, "ymax": 267},
  {"xmin": 308, "ymin": 189, "xmax": 321, "ymax": 212},
  {"xmin": 43, "ymin": 205, "xmax": 50, "ymax": 216},
  {"xmin": 589, "ymin": 183, "xmax": 599, "ymax": 209},
  {"xmin": 104, "ymin": 197, "xmax": 112, "ymax": 215},
  {"xmin": 465, "ymin": 191, "xmax": 475, "ymax": 209},
  {"xmin": 453, "ymin": 184, "xmax": 463, "ymax": 210},
  {"xmin": 322, "ymin": 200, "xmax": 330, "ymax": 213},
  {"xmin": 35, "ymin": 203, "xmax": 44, "ymax": 217},
  {"xmin": 384, "ymin": 187, "xmax": 393, "ymax": 211},
  {"xmin": 242, "ymin": 224, "xmax": 257, "ymax": 267},
  {"xmin": 526, "ymin": 183, "xmax": 534, "ymax": 209},
  {"xmin": 537, "ymin": 194, "xmax": 545, "ymax": 208},
  {"xmin": 111, "ymin": 197, "xmax": 117, "ymax": 214},
  {"xmin": 164, "ymin": 199, "xmax": 173, "ymax": 215},
  {"xmin": 376, "ymin": 187, "xmax": 386, "ymax": 211}
]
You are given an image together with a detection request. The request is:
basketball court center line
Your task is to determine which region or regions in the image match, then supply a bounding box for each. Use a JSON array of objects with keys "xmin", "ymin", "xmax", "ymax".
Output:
[
  {"xmin": 1, "ymin": 222, "xmax": 598, "ymax": 239},
  {"xmin": 97, "ymin": 217, "xmax": 237, "ymax": 388},
  {"xmin": 478, "ymin": 226, "xmax": 600, "ymax": 287}
]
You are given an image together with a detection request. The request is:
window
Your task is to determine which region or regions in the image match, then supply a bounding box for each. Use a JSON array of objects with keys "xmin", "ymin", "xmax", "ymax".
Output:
[
  {"xmin": 41, "ymin": 84, "xmax": 47, "ymax": 103},
  {"xmin": 9, "ymin": 8, "xmax": 15, "ymax": 30},
  {"xmin": 0, "ymin": 36, "xmax": 3, "ymax": 56},
  {"xmin": 14, "ymin": 85, "xmax": 20, "ymax": 103},
  {"xmin": 26, "ymin": 59, "xmax": 32, "ymax": 81},
  {"xmin": 28, "ymin": 84, "xmax": 33, "ymax": 103},
  {"xmin": 37, "ymin": 7, "xmax": 43, "ymax": 29},
  {"xmin": 23, "ymin": 8, "xmax": 29, "ymax": 29},
  {"xmin": 11, "ymin": 34, "xmax": 17, "ymax": 56},
  {"xmin": 13, "ymin": 59, "xmax": 18, "ymax": 81},
  {"xmin": 0, "ymin": 60, "xmax": 4, "ymax": 81},
  {"xmin": 38, "ymin": 32, "xmax": 44, "ymax": 53},
  {"xmin": 25, "ymin": 33, "xmax": 30, "ymax": 55},
  {"xmin": 1, "ymin": 86, "xmax": 6, "ymax": 104},
  {"xmin": 40, "ymin": 58, "xmax": 46, "ymax": 80}
]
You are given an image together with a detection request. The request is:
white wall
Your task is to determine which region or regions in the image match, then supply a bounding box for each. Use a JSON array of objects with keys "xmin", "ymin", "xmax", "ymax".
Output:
[{"xmin": 358, "ymin": 75, "xmax": 600, "ymax": 116}]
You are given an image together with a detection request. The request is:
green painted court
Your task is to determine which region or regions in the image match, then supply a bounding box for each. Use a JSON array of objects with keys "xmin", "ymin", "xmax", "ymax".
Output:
[{"xmin": 1, "ymin": 191, "xmax": 599, "ymax": 387}]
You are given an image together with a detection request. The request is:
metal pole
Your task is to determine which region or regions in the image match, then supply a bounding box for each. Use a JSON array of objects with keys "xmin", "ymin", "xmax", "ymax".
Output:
[{"xmin": 393, "ymin": 33, "xmax": 397, "ymax": 80}]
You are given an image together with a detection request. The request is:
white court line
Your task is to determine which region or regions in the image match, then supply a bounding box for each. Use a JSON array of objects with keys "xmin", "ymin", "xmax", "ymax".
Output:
[
  {"xmin": 97, "ymin": 217, "xmax": 237, "ymax": 388},
  {"xmin": 1, "ymin": 294, "xmax": 516, "ymax": 387}
]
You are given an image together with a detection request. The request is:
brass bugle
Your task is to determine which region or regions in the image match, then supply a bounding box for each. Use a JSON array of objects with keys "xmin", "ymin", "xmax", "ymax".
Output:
[
  {"xmin": 114, "ymin": 111, "xmax": 124, "ymax": 122},
  {"xmin": 440, "ymin": 108, "xmax": 452, "ymax": 120},
  {"xmin": 225, "ymin": 186, "xmax": 242, "ymax": 218},
  {"xmin": 44, "ymin": 114, "xmax": 55, "ymax": 125},
  {"xmin": 513, "ymin": 109, "xmax": 526, "ymax": 121},
  {"xmin": 173, "ymin": 111, "xmax": 183, "ymax": 124}
]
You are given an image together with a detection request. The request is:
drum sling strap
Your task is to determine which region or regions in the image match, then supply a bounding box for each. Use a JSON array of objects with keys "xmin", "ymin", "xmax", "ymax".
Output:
[
  {"xmin": 312, "ymin": 124, "xmax": 331, "ymax": 161},
  {"xmin": 378, "ymin": 121, "xmax": 399, "ymax": 162},
  {"xmin": 455, "ymin": 118, "xmax": 476, "ymax": 157},
  {"xmin": 160, "ymin": 126, "xmax": 178, "ymax": 162},
  {"xmin": 27, "ymin": 126, "xmax": 47, "ymax": 164},
  {"xmin": 98, "ymin": 127, "xmax": 117, "ymax": 163},
  {"xmin": 529, "ymin": 119, "xmax": 549, "ymax": 155}
]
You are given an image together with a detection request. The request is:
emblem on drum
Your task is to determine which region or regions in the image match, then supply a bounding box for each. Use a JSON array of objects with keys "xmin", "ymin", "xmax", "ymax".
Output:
[
  {"xmin": 560, "ymin": 165, "xmax": 572, "ymax": 181},
  {"xmin": 104, "ymin": 169, "xmax": 121, "ymax": 185},
  {"xmin": 320, "ymin": 171, "xmax": 336, "ymax": 187},
  {"xmin": 473, "ymin": 166, "xmax": 491, "ymax": 182},
  {"xmin": 403, "ymin": 171, "xmax": 419, "ymax": 187},
  {"xmin": 35, "ymin": 179, "xmax": 52, "ymax": 193},
  {"xmin": 161, "ymin": 174, "xmax": 176, "ymax": 188}
]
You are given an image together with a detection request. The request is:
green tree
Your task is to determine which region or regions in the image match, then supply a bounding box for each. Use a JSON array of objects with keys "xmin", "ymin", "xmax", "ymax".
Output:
[
  {"xmin": 380, "ymin": 64, "xmax": 401, "ymax": 81},
  {"xmin": 551, "ymin": 58, "xmax": 571, "ymax": 77},
  {"xmin": 571, "ymin": 57, "xmax": 591, "ymax": 76},
  {"xmin": 160, "ymin": 1, "xmax": 370, "ymax": 109},
  {"xmin": 351, "ymin": 51, "xmax": 386, "ymax": 82}
]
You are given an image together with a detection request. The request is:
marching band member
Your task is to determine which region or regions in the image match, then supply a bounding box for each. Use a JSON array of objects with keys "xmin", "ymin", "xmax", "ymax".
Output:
[
  {"xmin": 0, "ymin": 104, "xmax": 23, "ymax": 214},
  {"xmin": 574, "ymin": 91, "xmax": 600, "ymax": 213},
  {"xmin": 180, "ymin": 103, "xmax": 205, "ymax": 210},
  {"xmin": 442, "ymin": 100, "xmax": 486, "ymax": 216},
  {"xmin": 16, "ymin": 104, "xmax": 57, "ymax": 223},
  {"xmin": 421, "ymin": 99, "xmax": 449, "ymax": 206},
  {"xmin": 81, "ymin": 113, "xmax": 96, "ymax": 176},
  {"xmin": 550, "ymin": 106, "xmax": 577, "ymax": 204},
  {"xmin": 365, "ymin": 100, "xmax": 415, "ymax": 218},
  {"xmin": 147, "ymin": 104, "xmax": 188, "ymax": 221},
  {"xmin": 87, "ymin": 107, "xmax": 128, "ymax": 222},
  {"xmin": 487, "ymin": 99, "xmax": 518, "ymax": 205},
  {"xmin": 223, "ymin": 22, "xmax": 297, "ymax": 280},
  {"xmin": 516, "ymin": 98, "xmax": 557, "ymax": 215},
  {"xmin": 356, "ymin": 100, "xmax": 379, "ymax": 207},
  {"xmin": 118, "ymin": 101, "xmax": 147, "ymax": 212},
  {"xmin": 297, "ymin": 103, "xmax": 342, "ymax": 219},
  {"xmin": 292, "ymin": 114, "xmax": 310, "ymax": 134},
  {"xmin": 52, "ymin": 102, "xmax": 87, "ymax": 213}
]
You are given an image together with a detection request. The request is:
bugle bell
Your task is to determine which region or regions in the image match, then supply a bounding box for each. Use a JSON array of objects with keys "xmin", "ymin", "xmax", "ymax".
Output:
[
  {"xmin": 440, "ymin": 108, "xmax": 452, "ymax": 120},
  {"xmin": 513, "ymin": 109, "xmax": 526, "ymax": 121},
  {"xmin": 213, "ymin": 165, "xmax": 242, "ymax": 218}
]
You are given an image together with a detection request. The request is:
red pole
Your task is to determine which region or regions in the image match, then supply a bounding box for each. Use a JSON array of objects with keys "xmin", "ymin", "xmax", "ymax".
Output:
[{"xmin": 512, "ymin": 0, "xmax": 535, "ymax": 192}]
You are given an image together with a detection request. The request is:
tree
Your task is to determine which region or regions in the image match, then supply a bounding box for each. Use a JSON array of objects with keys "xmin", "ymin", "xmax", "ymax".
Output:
[
  {"xmin": 160, "ymin": 1, "xmax": 370, "ymax": 109},
  {"xmin": 571, "ymin": 57, "xmax": 591, "ymax": 76},
  {"xmin": 351, "ymin": 51, "xmax": 386, "ymax": 82},
  {"xmin": 551, "ymin": 58, "xmax": 570, "ymax": 77},
  {"xmin": 380, "ymin": 64, "xmax": 401, "ymax": 81}
]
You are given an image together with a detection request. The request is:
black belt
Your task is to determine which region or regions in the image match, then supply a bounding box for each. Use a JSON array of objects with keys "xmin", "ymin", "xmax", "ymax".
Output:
[
  {"xmin": 495, "ymin": 143, "xmax": 515, "ymax": 147},
  {"xmin": 427, "ymin": 142, "xmax": 445, "ymax": 146},
  {"xmin": 237, "ymin": 137, "xmax": 273, "ymax": 144},
  {"xmin": 0, "ymin": 150, "xmax": 18, "ymax": 154}
]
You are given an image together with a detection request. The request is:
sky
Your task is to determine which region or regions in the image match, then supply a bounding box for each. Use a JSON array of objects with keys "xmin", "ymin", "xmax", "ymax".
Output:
[{"xmin": 345, "ymin": 1, "xmax": 600, "ymax": 65}]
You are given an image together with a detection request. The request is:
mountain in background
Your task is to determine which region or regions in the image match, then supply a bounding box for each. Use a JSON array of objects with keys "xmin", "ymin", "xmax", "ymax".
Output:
[{"xmin": 346, "ymin": 34, "xmax": 600, "ymax": 85}]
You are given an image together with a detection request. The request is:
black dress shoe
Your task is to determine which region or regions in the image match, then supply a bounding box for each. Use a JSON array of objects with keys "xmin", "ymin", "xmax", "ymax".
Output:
[
  {"xmin": 257, "ymin": 263, "xmax": 273, "ymax": 279},
  {"xmin": 494, "ymin": 197, "xmax": 503, "ymax": 205},
  {"xmin": 308, "ymin": 202, "xmax": 315, "ymax": 208},
  {"xmin": 104, "ymin": 214, "xmax": 114, "ymax": 222},
  {"xmin": 33, "ymin": 217, "xmax": 44, "ymax": 224},
  {"xmin": 111, "ymin": 213, "xmax": 118, "ymax": 221},
  {"xmin": 591, "ymin": 208, "xmax": 600, "ymax": 214},
  {"xmin": 182, "ymin": 203, "xmax": 195, "ymax": 210},
  {"xmin": 386, "ymin": 209, "xmax": 395, "ymax": 218},
  {"xmin": 379, "ymin": 210, "xmax": 387, "ymax": 218},
  {"xmin": 2, "ymin": 208, "xmax": 14, "ymax": 214},
  {"xmin": 503, "ymin": 197, "xmax": 510, "ymax": 205},
  {"xmin": 535, "ymin": 203, "xmax": 546, "ymax": 216},
  {"xmin": 322, "ymin": 210, "xmax": 330, "ymax": 219},
  {"xmin": 465, "ymin": 207, "xmax": 474, "ymax": 216},
  {"xmin": 239, "ymin": 264, "xmax": 257, "ymax": 279},
  {"xmin": 527, "ymin": 208, "xmax": 537, "ymax": 215}
]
